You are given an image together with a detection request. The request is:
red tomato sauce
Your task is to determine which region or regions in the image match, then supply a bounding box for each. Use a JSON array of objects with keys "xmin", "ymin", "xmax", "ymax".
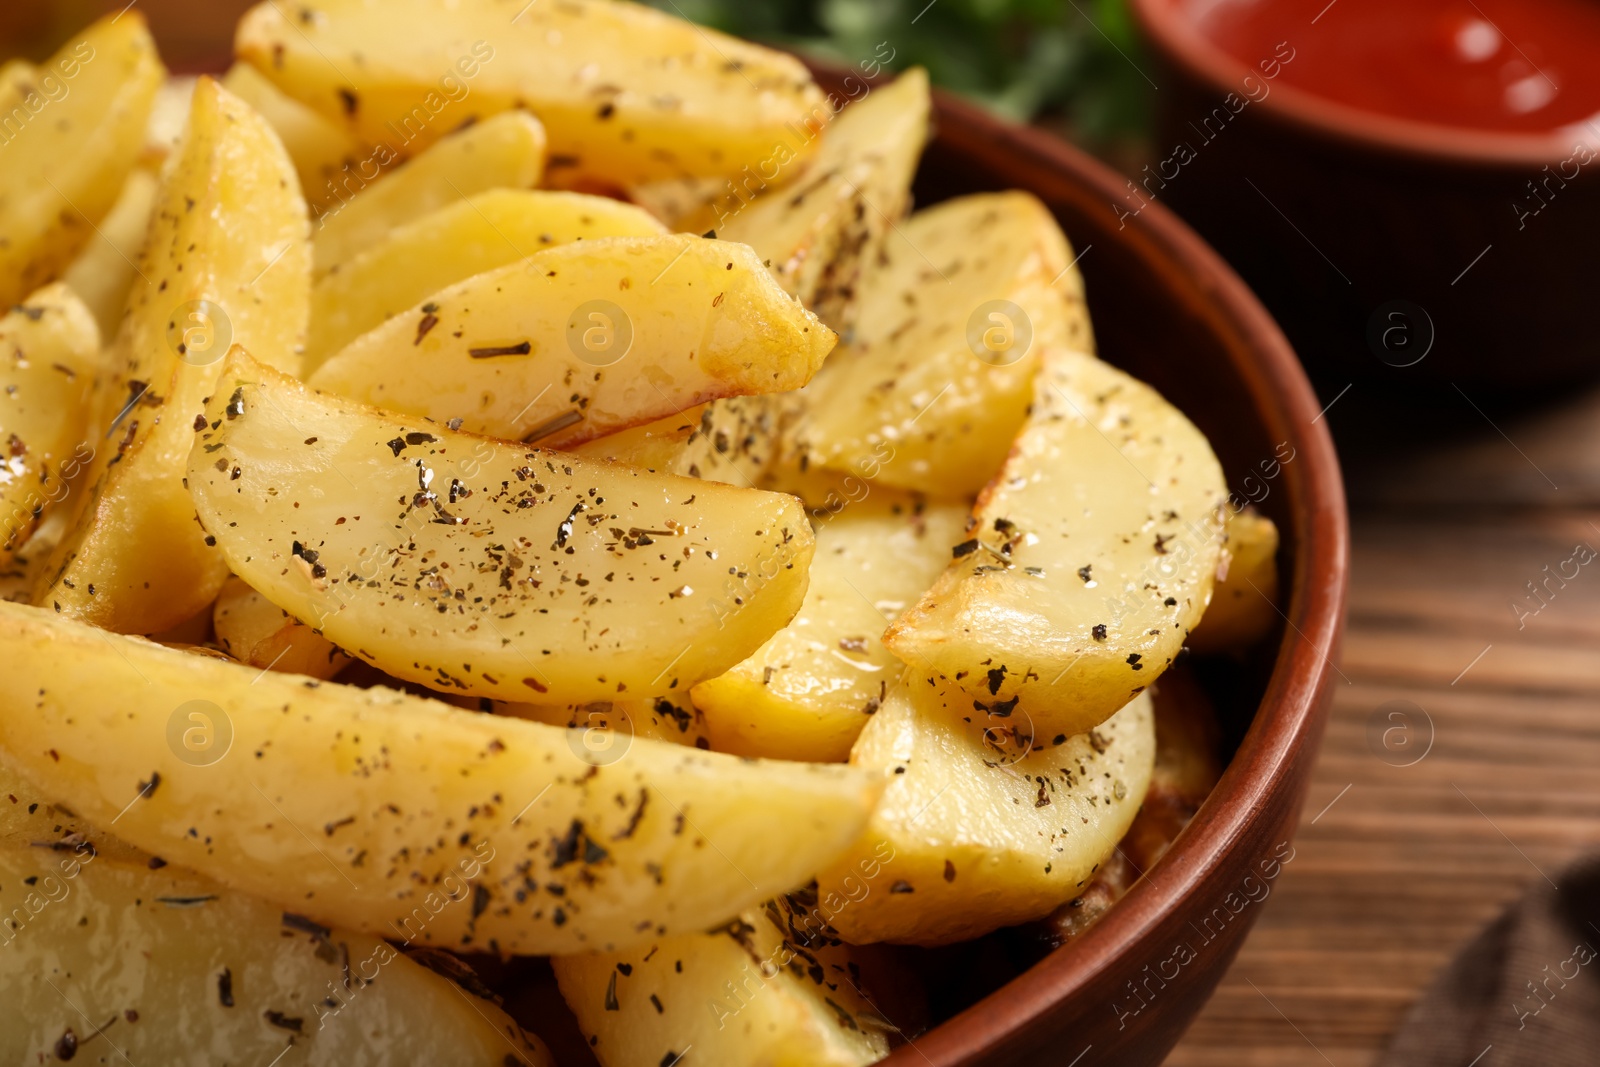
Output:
[{"xmin": 1190, "ymin": 0, "xmax": 1600, "ymax": 133}]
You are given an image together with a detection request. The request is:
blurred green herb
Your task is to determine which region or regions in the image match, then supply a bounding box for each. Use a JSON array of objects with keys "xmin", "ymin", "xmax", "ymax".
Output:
[{"xmin": 649, "ymin": 0, "xmax": 1152, "ymax": 152}]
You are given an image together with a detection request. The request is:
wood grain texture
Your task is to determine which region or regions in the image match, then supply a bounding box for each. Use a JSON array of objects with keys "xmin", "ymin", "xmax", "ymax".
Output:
[{"xmin": 1167, "ymin": 384, "xmax": 1600, "ymax": 1066}]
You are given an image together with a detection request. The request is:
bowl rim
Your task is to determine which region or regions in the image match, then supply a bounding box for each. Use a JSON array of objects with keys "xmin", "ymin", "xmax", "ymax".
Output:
[
  {"xmin": 872, "ymin": 83, "xmax": 1350, "ymax": 1065},
  {"xmin": 1130, "ymin": 0, "xmax": 1594, "ymax": 169}
]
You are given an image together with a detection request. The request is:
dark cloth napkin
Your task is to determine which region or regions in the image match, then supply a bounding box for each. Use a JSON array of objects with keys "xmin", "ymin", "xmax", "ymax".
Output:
[{"xmin": 1378, "ymin": 854, "xmax": 1600, "ymax": 1067}]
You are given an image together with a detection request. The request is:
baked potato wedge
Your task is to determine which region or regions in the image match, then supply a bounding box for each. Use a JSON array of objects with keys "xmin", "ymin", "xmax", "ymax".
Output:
[
  {"xmin": 140, "ymin": 74, "xmax": 197, "ymax": 166},
  {"xmin": 627, "ymin": 175, "xmax": 729, "ymax": 233},
  {"xmin": 883, "ymin": 348, "xmax": 1228, "ymax": 741},
  {"xmin": 692, "ymin": 493, "xmax": 969, "ymax": 763},
  {"xmin": 0, "ymin": 285, "xmax": 101, "ymax": 559},
  {"xmin": 572, "ymin": 395, "xmax": 783, "ymax": 489},
  {"xmin": 309, "ymin": 236, "xmax": 834, "ymax": 448},
  {"xmin": 553, "ymin": 894, "xmax": 892, "ymax": 1067},
  {"xmin": 494, "ymin": 694, "xmax": 712, "ymax": 752},
  {"xmin": 0, "ymin": 758, "xmax": 139, "ymax": 859},
  {"xmin": 192, "ymin": 350, "xmax": 815, "ymax": 704},
  {"xmin": 0, "ymin": 59, "xmax": 32, "ymax": 97},
  {"xmin": 235, "ymin": 0, "xmax": 831, "ymax": 187},
  {"xmin": 1032, "ymin": 663, "xmax": 1223, "ymax": 950},
  {"xmin": 307, "ymin": 189, "xmax": 667, "ymax": 369},
  {"xmin": 1118, "ymin": 663, "xmax": 1222, "ymax": 870},
  {"xmin": 758, "ymin": 449, "xmax": 900, "ymax": 520},
  {"xmin": 0, "ymin": 771, "xmax": 553, "ymax": 1065},
  {"xmin": 814, "ymin": 677, "xmax": 1154, "ymax": 946},
  {"xmin": 311, "ymin": 110, "xmax": 547, "ymax": 277},
  {"xmin": 35, "ymin": 77, "xmax": 311, "ymax": 635},
  {"xmin": 60, "ymin": 167, "xmax": 159, "ymax": 340},
  {"xmin": 221, "ymin": 62, "xmax": 361, "ymax": 213},
  {"xmin": 0, "ymin": 599, "xmax": 884, "ymax": 956},
  {"xmin": 212, "ymin": 574, "xmax": 350, "ymax": 680},
  {"xmin": 0, "ymin": 512, "xmax": 65, "ymax": 604},
  {"xmin": 0, "ymin": 13, "xmax": 165, "ymax": 307},
  {"xmin": 717, "ymin": 68, "xmax": 930, "ymax": 331},
  {"xmin": 794, "ymin": 192, "xmax": 1093, "ymax": 496},
  {"xmin": 1189, "ymin": 507, "xmax": 1281, "ymax": 654}
]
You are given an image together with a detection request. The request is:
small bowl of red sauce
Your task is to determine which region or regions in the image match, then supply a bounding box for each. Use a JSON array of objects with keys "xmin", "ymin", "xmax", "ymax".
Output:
[{"xmin": 1128, "ymin": 0, "xmax": 1600, "ymax": 391}]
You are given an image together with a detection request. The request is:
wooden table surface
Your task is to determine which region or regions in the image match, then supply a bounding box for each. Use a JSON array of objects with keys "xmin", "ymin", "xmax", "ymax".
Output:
[{"xmin": 1166, "ymin": 379, "xmax": 1600, "ymax": 1066}]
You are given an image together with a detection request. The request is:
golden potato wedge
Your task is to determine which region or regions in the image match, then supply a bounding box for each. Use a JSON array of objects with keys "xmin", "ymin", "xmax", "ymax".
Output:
[
  {"xmin": 627, "ymin": 175, "xmax": 729, "ymax": 233},
  {"xmin": 795, "ymin": 192, "xmax": 1093, "ymax": 496},
  {"xmin": 0, "ymin": 599, "xmax": 883, "ymax": 955},
  {"xmin": 60, "ymin": 167, "xmax": 159, "ymax": 339},
  {"xmin": 572, "ymin": 403, "xmax": 709, "ymax": 468},
  {"xmin": 0, "ymin": 13, "xmax": 164, "ymax": 307},
  {"xmin": 758, "ymin": 447, "xmax": 898, "ymax": 519},
  {"xmin": 147, "ymin": 603, "xmax": 215, "ymax": 647},
  {"xmin": 717, "ymin": 68, "xmax": 930, "ymax": 331},
  {"xmin": 309, "ymin": 236, "xmax": 835, "ymax": 448},
  {"xmin": 0, "ymin": 512, "xmax": 64, "ymax": 604},
  {"xmin": 212, "ymin": 574, "xmax": 350, "ymax": 680},
  {"xmin": 192, "ymin": 350, "xmax": 815, "ymax": 704},
  {"xmin": 1, "ymin": 857, "xmax": 556, "ymax": 1065},
  {"xmin": 692, "ymin": 494, "xmax": 969, "ymax": 763},
  {"xmin": 0, "ymin": 774, "xmax": 552, "ymax": 1065},
  {"xmin": 0, "ymin": 757, "xmax": 141, "ymax": 862},
  {"xmin": 140, "ymin": 74, "xmax": 196, "ymax": 166},
  {"xmin": 496, "ymin": 694, "xmax": 712, "ymax": 752},
  {"xmin": 307, "ymin": 189, "xmax": 667, "ymax": 369},
  {"xmin": 1121, "ymin": 663, "xmax": 1222, "ymax": 869},
  {"xmin": 34, "ymin": 77, "xmax": 311, "ymax": 635},
  {"xmin": 1033, "ymin": 663, "xmax": 1223, "ymax": 950},
  {"xmin": 312, "ymin": 110, "xmax": 547, "ymax": 277},
  {"xmin": 222, "ymin": 62, "xmax": 361, "ymax": 212},
  {"xmin": 235, "ymin": 0, "xmax": 831, "ymax": 188},
  {"xmin": 572, "ymin": 395, "xmax": 783, "ymax": 488},
  {"xmin": 0, "ymin": 60, "xmax": 32, "ymax": 97},
  {"xmin": 815, "ymin": 677, "xmax": 1154, "ymax": 946},
  {"xmin": 1189, "ymin": 508, "xmax": 1281, "ymax": 654},
  {"xmin": 553, "ymin": 894, "xmax": 893, "ymax": 1067},
  {"xmin": 0, "ymin": 285, "xmax": 101, "ymax": 559},
  {"xmin": 884, "ymin": 349, "xmax": 1228, "ymax": 741}
]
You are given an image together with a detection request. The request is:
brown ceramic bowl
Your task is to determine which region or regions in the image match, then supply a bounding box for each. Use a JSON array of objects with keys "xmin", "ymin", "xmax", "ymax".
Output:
[
  {"xmin": 1129, "ymin": 0, "xmax": 1600, "ymax": 393},
  {"xmin": 12, "ymin": 19, "xmax": 1347, "ymax": 1057},
  {"xmin": 795, "ymin": 70, "xmax": 1349, "ymax": 1066}
]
